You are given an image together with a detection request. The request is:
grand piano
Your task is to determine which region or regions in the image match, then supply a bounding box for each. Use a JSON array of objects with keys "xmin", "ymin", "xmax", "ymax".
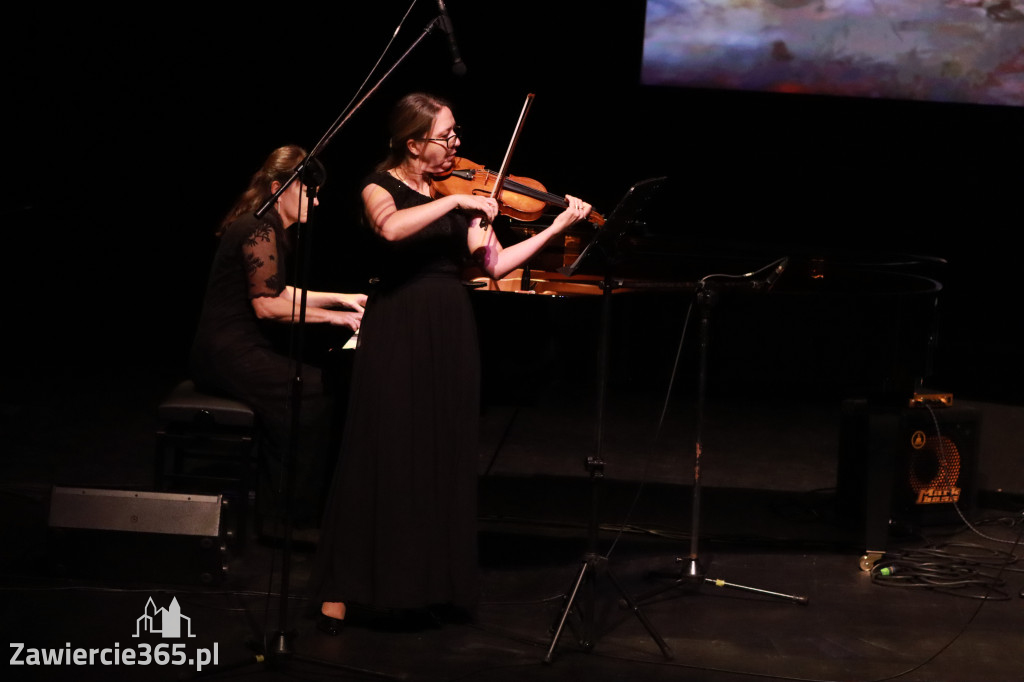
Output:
[{"xmin": 466, "ymin": 180, "xmax": 944, "ymax": 409}]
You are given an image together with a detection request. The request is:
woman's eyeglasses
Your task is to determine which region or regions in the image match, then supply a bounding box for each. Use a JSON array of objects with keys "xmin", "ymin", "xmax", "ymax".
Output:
[{"xmin": 420, "ymin": 126, "xmax": 461, "ymax": 149}]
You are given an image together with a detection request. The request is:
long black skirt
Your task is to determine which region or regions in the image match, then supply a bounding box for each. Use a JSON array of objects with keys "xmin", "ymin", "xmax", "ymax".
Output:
[{"xmin": 311, "ymin": 273, "xmax": 481, "ymax": 613}]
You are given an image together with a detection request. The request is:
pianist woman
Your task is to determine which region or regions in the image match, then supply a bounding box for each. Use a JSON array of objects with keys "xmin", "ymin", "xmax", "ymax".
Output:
[{"xmin": 190, "ymin": 144, "xmax": 367, "ymax": 531}]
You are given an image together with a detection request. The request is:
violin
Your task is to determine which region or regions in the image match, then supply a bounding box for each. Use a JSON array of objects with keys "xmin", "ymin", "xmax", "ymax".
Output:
[{"xmin": 432, "ymin": 157, "xmax": 605, "ymax": 227}]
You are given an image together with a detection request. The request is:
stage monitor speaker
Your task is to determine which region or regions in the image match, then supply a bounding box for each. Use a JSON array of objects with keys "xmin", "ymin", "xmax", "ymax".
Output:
[
  {"xmin": 47, "ymin": 487, "xmax": 230, "ymax": 585},
  {"xmin": 837, "ymin": 399, "xmax": 980, "ymax": 551}
]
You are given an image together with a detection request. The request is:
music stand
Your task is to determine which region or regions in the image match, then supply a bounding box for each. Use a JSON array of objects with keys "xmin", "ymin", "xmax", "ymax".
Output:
[
  {"xmin": 558, "ymin": 177, "xmax": 666, "ymax": 280},
  {"xmin": 544, "ymin": 177, "xmax": 673, "ymax": 664}
]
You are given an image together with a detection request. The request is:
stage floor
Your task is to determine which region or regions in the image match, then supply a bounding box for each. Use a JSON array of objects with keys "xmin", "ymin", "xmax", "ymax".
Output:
[{"xmin": 1, "ymin": 364, "xmax": 1022, "ymax": 681}]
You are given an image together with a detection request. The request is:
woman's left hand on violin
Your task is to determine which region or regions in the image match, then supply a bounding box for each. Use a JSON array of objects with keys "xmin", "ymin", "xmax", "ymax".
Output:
[{"xmin": 550, "ymin": 194, "xmax": 592, "ymax": 232}]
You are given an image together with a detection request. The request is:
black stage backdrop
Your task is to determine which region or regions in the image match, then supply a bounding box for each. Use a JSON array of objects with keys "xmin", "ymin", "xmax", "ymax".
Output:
[{"xmin": 4, "ymin": 1, "xmax": 1022, "ymax": 405}]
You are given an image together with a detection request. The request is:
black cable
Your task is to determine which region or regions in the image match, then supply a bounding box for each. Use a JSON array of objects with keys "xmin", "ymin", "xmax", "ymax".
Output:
[{"xmin": 870, "ymin": 542, "xmax": 1018, "ymax": 599}]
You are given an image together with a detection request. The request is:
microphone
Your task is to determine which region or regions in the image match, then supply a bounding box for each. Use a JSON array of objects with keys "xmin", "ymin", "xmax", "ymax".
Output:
[
  {"xmin": 704, "ymin": 257, "xmax": 789, "ymax": 293},
  {"xmin": 296, "ymin": 157, "xmax": 327, "ymax": 188},
  {"xmin": 436, "ymin": 0, "xmax": 467, "ymax": 76},
  {"xmin": 761, "ymin": 257, "xmax": 788, "ymax": 290}
]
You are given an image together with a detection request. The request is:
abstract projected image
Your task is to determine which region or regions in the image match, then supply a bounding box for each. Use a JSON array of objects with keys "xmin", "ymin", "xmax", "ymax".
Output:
[{"xmin": 642, "ymin": 0, "xmax": 1024, "ymax": 106}]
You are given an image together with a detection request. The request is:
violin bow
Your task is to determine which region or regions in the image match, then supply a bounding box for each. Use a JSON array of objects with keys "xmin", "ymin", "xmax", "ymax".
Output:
[{"xmin": 482, "ymin": 93, "xmax": 535, "ymax": 231}]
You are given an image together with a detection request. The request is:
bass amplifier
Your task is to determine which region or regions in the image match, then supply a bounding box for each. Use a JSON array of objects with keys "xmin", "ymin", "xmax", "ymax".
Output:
[{"xmin": 837, "ymin": 399, "xmax": 980, "ymax": 551}]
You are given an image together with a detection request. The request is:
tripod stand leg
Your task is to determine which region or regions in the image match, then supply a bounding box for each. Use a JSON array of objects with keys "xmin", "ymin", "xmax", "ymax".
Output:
[
  {"xmin": 546, "ymin": 553, "xmax": 674, "ymax": 663},
  {"xmin": 638, "ymin": 557, "xmax": 808, "ymax": 606},
  {"xmin": 703, "ymin": 576, "xmax": 809, "ymax": 604},
  {"xmin": 606, "ymin": 569, "xmax": 674, "ymax": 659},
  {"xmin": 544, "ymin": 558, "xmax": 591, "ymax": 664}
]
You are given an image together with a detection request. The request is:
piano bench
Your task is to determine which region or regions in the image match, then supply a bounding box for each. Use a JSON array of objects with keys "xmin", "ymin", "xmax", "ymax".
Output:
[{"xmin": 154, "ymin": 380, "xmax": 257, "ymax": 547}]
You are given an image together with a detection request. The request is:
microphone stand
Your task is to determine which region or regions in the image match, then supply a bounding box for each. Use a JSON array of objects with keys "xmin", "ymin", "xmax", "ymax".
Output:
[
  {"xmin": 255, "ymin": 14, "xmax": 449, "ymax": 220},
  {"xmin": 263, "ymin": 164, "xmax": 318, "ymax": 663},
  {"xmin": 243, "ymin": 11, "xmax": 454, "ymax": 672},
  {"xmin": 635, "ymin": 261, "xmax": 809, "ymax": 608}
]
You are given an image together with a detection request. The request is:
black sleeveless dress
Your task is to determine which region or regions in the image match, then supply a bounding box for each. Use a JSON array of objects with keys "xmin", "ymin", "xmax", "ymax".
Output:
[{"xmin": 311, "ymin": 171, "xmax": 481, "ymax": 613}]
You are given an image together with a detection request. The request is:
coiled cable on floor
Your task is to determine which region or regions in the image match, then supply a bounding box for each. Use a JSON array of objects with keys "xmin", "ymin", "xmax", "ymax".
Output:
[{"xmin": 870, "ymin": 542, "xmax": 1018, "ymax": 600}]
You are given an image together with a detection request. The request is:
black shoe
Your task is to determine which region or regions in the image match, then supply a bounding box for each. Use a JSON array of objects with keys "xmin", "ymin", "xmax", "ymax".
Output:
[{"xmin": 317, "ymin": 614, "xmax": 345, "ymax": 636}]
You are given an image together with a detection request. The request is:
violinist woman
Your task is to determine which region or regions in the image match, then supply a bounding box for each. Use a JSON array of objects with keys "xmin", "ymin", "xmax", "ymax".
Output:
[
  {"xmin": 190, "ymin": 145, "xmax": 367, "ymax": 531},
  {"xmin": 312, "ymin": 93, "xmax": 591, "ymax": 632}
]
